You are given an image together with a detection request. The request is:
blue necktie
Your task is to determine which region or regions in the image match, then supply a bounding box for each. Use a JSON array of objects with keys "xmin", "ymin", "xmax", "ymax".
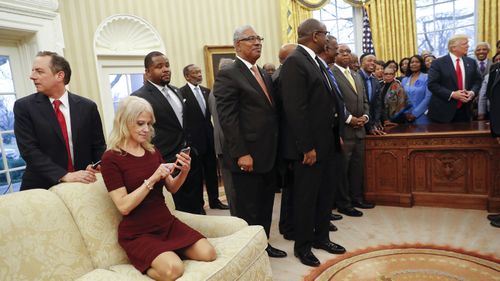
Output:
[
  {"xmin": 366, "ymin": 76, "xmax": 373, "ymax": 101},
  {"xmin": 326, "ymin": 67, "xmax": 342, "ymax": 98}
]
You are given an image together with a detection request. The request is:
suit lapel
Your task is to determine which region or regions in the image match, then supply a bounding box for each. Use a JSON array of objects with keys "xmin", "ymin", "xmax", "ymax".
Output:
[
  {"xmin": 446, "ymin": 55, "xmax": 459, "ymax": 88},
  {"xmin": 187, "ymin": 85, "xmax": 207, "ymax": 118},
  {"xmin": 67, "ymin": 92, "xmax": 80, "ymax": 145},
  {"xmin": 146, "ymin": 82, "xmax": 183, "ymax": 129},
  {"xmin": 333, "ymin": 66, "xmax": 357, "ymax": 95},
  {"xmin": 492, "ymin": 67, "xmax": 500, "ymax": 88},
  {"xmin": 35, "ymin": 93, "xmax": 64, "ymax": 143},
  {"xmin": 463, "ymin": 57, "xmax": 474, "ymax": 89},
  {"xmin": 236, "ymin": 59, "xmax": 274, "ymax": 108},
  {"xmin": 297, "ymin": 46, "xmax": 332, "ymax": 94}
]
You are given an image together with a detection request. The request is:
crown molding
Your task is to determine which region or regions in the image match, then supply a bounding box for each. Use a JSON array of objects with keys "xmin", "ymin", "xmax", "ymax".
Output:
[{"xmin": 0, "ymin": 0, "xmax": 58, "ymax": 18}]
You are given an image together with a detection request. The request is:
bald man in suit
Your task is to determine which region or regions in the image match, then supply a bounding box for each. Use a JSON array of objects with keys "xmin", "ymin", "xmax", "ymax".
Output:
[
  {"xmin": 331, "ymin": 43, "xmax": 369, "ymax": 217},
  {"xmin": 280, "ymin": 19, "xmax": 346, "ymax": 267}
]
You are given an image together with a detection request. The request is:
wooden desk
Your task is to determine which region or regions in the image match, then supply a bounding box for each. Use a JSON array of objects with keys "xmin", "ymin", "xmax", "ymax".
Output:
[{"xmin": 364, "ymin": 121, "xmax": 500, "ymax": 212}]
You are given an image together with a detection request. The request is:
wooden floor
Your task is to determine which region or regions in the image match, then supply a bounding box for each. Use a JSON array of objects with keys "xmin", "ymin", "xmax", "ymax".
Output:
[{"xmin": 205, "ymin": 193, "xmax": 500, "ymax": 281}]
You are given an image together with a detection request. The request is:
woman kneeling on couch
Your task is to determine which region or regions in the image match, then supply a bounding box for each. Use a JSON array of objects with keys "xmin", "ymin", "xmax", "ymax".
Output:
[{"xmin": 101, "ymin": 96, "xmax": 216, "ymax": 280}]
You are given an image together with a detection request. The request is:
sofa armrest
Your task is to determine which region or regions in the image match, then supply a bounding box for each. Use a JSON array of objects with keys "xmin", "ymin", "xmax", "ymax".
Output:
[{"xmin": 173, "ymin": 211, "xmax": 248, "ymax": 238}]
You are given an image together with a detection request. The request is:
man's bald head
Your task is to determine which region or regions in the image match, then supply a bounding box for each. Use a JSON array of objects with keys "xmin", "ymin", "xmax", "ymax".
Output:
[
  {"xmin": 297, "ymin": 18, "xmax": 327, "ymax": 53},
  {"xmin": 278, "ymin": 43, "xmax": 297, "ymax": 64},
  {"xmin": 297, "ymin": 18, "xmax": 323, "ymax": 41}
]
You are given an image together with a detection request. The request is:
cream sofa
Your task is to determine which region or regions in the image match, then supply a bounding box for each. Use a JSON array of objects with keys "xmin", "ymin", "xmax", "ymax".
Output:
[{"xmin": 0, "ymin": 175, "xmax": 272, "ymax": 280}]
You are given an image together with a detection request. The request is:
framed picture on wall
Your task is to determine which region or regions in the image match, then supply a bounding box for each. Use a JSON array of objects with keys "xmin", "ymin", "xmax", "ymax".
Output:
[{"xmin": 204, "ymin": 45, "xmax": 236, "ymax": 89}]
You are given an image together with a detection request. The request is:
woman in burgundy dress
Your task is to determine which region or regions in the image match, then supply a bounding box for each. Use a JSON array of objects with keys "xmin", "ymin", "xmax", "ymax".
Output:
[{"xmin": 101, "ymin": 96, "xmax": 216, "ymax": 280}]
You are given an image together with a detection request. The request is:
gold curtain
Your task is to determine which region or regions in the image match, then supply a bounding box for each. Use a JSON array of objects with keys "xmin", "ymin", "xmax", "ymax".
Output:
[
  {"xmin": 279, "ymin": 0, "xmax": 313, "ymax": 44},
  {"xmin": 367, "ymin": 0, "xmax": 417, "ymax": 61},
  {"xmin": 477, "ymin": 0, "xmax": 499, "ymax": 54}
]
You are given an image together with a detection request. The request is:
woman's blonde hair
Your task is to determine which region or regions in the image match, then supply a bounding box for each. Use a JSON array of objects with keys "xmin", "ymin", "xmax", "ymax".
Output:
[{"xmin": 107, "ymin": 96, "xmax": 156, "ymax": 152}]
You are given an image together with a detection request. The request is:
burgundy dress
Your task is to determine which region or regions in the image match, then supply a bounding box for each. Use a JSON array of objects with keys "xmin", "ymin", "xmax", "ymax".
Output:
[{"xmin": 101, "ymin": 149, "xmax": 204, "ymax": 273}]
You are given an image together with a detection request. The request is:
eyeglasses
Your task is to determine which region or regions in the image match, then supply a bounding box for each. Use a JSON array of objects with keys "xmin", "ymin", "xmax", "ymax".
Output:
[
  {"xmin": 238, "ymin": 36, "xmax": 264, "ymax": 42},
  {"xmin": 338, "ymin": 49, "xmax": 352, "ymax": 54},
  {"xmin": 383, "ymin": 72, "xmax": 395, "ymax": 75},
  {"xmin": 313, "ymin": 30, "xmax": 330, "ymax": 36}
]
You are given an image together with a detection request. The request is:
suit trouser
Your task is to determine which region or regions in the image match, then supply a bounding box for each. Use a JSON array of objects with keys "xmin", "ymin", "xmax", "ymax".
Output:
[
  {"xmin": 278, "ymin": 164, "xmax": 294, "ymax": 236},
  {"xmin": 172, "ymin": 153, "xmax": 204, "ymax": 214},
  {"xmin": 337, "ymin": 137, "xmax": 365, "ymax": 206},
  {"xmin": 218, "ymin": 156, "xmax": 237, "ymax": 216},
  {"xmin": 198, "ymin": 148, "xmax": 220, "ymax": 204},
  {"xmin": 231, "ymin": 170, "xmax": 276, "ymax": 238},
  {"xmin": 293, "ymin": 157, "xmax": 335, "ymax": 253}
]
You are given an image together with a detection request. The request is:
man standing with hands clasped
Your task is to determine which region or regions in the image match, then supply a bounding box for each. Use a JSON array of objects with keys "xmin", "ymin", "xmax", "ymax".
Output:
[
  {"xmin": 427, "ymin": 34, "xmax": 482, "ymax": 123},
  {"xmin": 213, "ymin": 25, "xmax": 286, "ymax": 258},
  {"xmin": 14, "ymin": 51, "xmax": 106, "ymax": 190}
]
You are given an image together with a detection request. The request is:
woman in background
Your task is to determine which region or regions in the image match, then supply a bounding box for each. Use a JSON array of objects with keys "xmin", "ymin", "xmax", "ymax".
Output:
[
  {"xmin": 374, "ymin": 60, "xmax": 385, "ymax": 82},
  {"xmin": 397, "ymin": 57, "xmax": 410, "ymax": 81},
  {"xmin": 101, "ymin": 96, "xmax": 216, "ymax": 281},
  {"xmin": 424, "ymin": 55, "xmax": 436, "ymax": 73},
  {"xmin": 381, "ymin": 66, "xmax": 411, "ymax": 124},
  {"xmin": 402, "ymin": 55, "xmax": 432, "ymax": 124}
]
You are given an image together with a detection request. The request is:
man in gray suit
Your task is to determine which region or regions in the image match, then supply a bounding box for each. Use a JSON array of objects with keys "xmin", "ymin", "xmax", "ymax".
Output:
[
  {"xmin": 331, "ymin": 44, "xmax": 371, "ymax": 216},
  {"xmin": 207, "ymin": 58, "xmax": 236, "ymax": 215}
]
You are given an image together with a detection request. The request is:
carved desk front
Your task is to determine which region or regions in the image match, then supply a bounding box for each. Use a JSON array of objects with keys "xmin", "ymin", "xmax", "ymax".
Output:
[{"xmin": 365, "ymin": 121, "xmax": 500, "ymax": 212}]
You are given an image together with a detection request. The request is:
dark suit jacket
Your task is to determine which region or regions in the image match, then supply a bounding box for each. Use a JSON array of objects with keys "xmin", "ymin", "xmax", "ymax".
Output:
[
  {"xmin": 132, "ymin": 81, "xmax": 185, "ymax": 161},
  {"xmin": 14, "ymin": 92, "xmax": 106, "ymax": 190},
  {"xmin": 279, "ymin": 46, "xmax": 340, "ymax": 161},
  {"xmin": 359, "ymin": 69, "xmax": 383, "ymax": 129},
  {"xmin": 427, "ymin": 54, "xmax": 482, "ymax": 123},
  {"xmin": 332, "ymin": 66, "xmax": 369, "ymax": 140},
  {"xmin": 179, "ymin": 84, "xmax": 214, "ymax": 155},
  {"xmin": 213, "ymin": 58, "xmax": 278, "ymax": 173},
  {"xmin": 486, "ymin": 62, "xmax": 500, "ymax": 136}
]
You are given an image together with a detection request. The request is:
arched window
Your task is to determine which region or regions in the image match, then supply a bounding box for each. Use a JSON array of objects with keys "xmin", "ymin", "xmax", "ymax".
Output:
[{"xmin": 94, "ymin": 15, "xmax": 164, "ymax": 135}]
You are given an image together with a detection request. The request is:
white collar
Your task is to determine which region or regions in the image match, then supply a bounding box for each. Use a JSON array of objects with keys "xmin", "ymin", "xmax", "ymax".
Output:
[
  {"xmin": 49, "ymin": 90, "xmax": 69, "ymax": 106},
  {"xmin": 236, "ymin": 55, "xmax": 256, "ymax": 70},
  {"xmin": 298, "ymin": 44, "xmax": 318, "ymax": 63}
]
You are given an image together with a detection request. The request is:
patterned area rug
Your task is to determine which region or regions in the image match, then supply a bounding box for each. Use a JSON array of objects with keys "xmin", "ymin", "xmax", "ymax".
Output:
[{"xmin": 305, "ymin": 244, "xmax": 500, "ymax": 281}]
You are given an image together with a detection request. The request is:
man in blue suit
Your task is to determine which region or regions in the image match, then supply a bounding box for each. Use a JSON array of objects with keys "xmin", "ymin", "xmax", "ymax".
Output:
[{"xmin": 427, "ymin": 34, "xmax": 482, "ymax": 123}]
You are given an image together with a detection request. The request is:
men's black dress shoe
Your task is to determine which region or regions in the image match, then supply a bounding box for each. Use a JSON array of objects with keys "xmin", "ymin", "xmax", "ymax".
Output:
[
  {"xmin": 329, "ymin": 222, "xmax": 338, "ymax": 232},
  {"xmin": 294, "ymin": 250, "xmax": 320, "ymax": 267},
  {"xmin": 312, "ymin": 240, "xmax": 346, "ymax": 254},
  {"xmin": 266, "ymin": 244, "xmax": 287, "ymax": 258},
  {"xmin": 200, "ymin": 208, "xmax": 206, "ymax": 215},
  {"xmin": 330, "ymin": 213, "xmax": 343, "ymax": 221},
  {"xmin": 491, "ymin": 219, "xmax": 500, "ymax": 228},
  {"xmin": 209, "ymin": 199, "xmax": 229, "ymax": 210},
  {"xmin": 338, "ymin": 207, "xmax": 363, "ymax": 217},
  {"xmin": 487, "ymin": 214, "xmax": 500, "ymax": 221},
  {"xmin": 353, "ymin": 201, "xmax": 375, "ymax": 209}
]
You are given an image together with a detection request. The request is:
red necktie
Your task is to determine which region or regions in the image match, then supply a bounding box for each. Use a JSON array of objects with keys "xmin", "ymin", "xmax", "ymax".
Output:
[
  {"xmin": 53, "ymin": 100, "xmax": 74, "ymax": 172},
  {"xmin": 455, "ymin": 58, "xmax": 463, "ymax": 109},
  {"xmin": 251, "ymin": 65, "xmax": 272, "ymax": 104}
]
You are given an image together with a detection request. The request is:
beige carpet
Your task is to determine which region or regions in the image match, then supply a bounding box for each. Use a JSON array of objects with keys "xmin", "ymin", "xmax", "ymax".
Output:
[
  {"xmin": 205, "ymin": 192, "xmax": 500, "ymax": 281},
  {"xmin": 305, "ymin": 244, "xmax": 500, "ymax": 281}
]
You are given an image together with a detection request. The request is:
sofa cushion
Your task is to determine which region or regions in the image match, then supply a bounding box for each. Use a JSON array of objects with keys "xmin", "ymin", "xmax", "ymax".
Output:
[
  {"xmin": 50, "ymin": 176, "xmax": 129, "ymax": 269},
  {"xmin": 173, "ymin": 210, "xmax": 248, "ymax": 238},
  {"xmin": 108, "ymin": 225, "xmax": 269, "ymax": 281},
  {"xmin": 0, "ymin": 189, "xmax": 94, "ymax": 281},
  {"xmin": 75, "ymin": 268, "xmax": 137, "ymax": 281}
]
